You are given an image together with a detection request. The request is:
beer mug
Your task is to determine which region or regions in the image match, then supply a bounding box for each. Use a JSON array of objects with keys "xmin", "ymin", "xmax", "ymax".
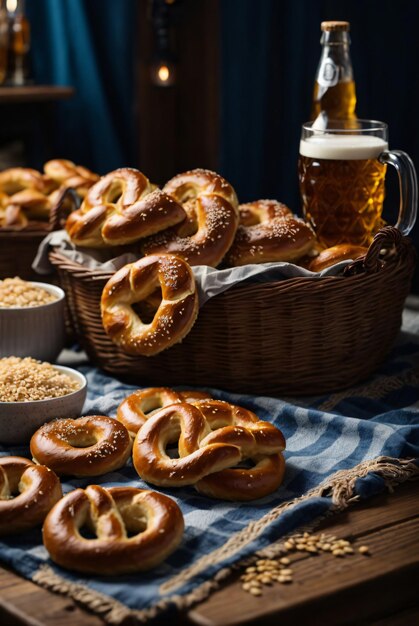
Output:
[{"xmin": 298, "ymin": 119, "xmax": 417, "ymax": 247}]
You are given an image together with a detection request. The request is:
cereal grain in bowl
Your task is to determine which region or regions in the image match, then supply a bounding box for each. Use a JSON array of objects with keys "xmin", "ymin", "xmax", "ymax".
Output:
[
  {"xmin": 0, "ymin": 279, "xmax": 65, "ymax": 361},
  {"xmin": 0, "ymin": 277, "xmax": 58, "ymax": 307},
  {"xmin": 0, "ymin": 359, "xmax": 87, "ymax": 445}
]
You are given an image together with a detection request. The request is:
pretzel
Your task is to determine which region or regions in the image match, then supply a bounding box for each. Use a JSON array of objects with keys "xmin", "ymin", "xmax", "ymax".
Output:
[
  {"xmin": 308, "ymin": 244, "xmax": 368, "ymax": 272},
  {"xmin": 239, "ymin": 199, "xmax": 292, "ymax": 226},
  {"xmin": 0, "ymin": 456, "xmax": 62, "ymax": 535},
  {"xmin": 143, "ymin": 168, "xmax": 239, "ymax": 267},
  {"xmin": 132, "ymin": 401, "xmax": 286, "ymax": 500},
  {"xmin": 44, "ymin": 158, "xmax": 99, "ymax": 191},
  {"xmin": 43, "ymin": 485, "xmax": 184, "ymax": 574},
  {"xmin": 117, "ymin": 386, "xmax": 212, "ymax": 435},
  {"xmin": 101, "ymin": 253, "xmax": 199, "ymax": 356},
  {"xmin": 65, "ymin": 167, "xmax": 186, "ymax": 247},
  {"xmin": 0, "ymin": 168, "xmax": 54, "ymax": 196},
  {"xmin": 30, "ymin": 416, "xmax": 132, "ymax": 477},
  {"xmin": 190, "ymin": 400, "xmax": 286, "ymax": 500},
  {"xmin": 225, "ymin": 199, "xmax": 316, "ymax": 266}
]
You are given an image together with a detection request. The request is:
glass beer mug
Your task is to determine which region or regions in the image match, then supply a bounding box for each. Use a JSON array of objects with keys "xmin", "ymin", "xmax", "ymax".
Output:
[{"xmin": 298, "ymin": 119, "xmax": 418, "ymax": 247}]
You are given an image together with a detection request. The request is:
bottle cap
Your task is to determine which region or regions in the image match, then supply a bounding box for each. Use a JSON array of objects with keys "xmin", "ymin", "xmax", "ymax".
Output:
[{"xmin": 321, "ymin": 21, "xmax": 350, "ymax": 32}]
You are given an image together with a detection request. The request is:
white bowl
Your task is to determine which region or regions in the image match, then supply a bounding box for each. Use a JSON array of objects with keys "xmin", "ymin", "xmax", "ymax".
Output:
[
  {"xmin": 0, "ymin": 365, "xmax": 87, "ymax": 445},
  {"xmin": 0, "ymin": 282, "xmax": 66, "ymax": 362}
]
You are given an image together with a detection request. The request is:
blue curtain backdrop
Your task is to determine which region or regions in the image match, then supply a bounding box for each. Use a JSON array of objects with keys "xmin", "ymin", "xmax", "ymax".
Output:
[{"xmin": 26, "ymin": 0, "xmax": 137, "ymax": 174}]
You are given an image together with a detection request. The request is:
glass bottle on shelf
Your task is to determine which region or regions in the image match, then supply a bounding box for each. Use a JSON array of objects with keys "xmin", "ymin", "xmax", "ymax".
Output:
[
  {"xmin": 310, "ymin": 21, "xmax": 357, "ymax": 124},
  {"xmin": 6, "ymin": 0, "xmax": 30, "ymax": 86},
  {"xmin": 0, "ymin": 1, "xmax": 8, "ymax": 85}
]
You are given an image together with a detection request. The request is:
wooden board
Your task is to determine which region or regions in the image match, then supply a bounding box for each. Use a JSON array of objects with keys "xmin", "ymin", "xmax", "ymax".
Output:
[
  {"xmin": 0, "ymin": 481, "xmax": 418, "ymax": 626},
  {"xmin": 0, "ymin": 86, "xmax": 75, "ymax": 103}
]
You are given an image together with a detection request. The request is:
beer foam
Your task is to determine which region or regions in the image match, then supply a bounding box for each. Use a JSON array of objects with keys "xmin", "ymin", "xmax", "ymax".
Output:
[{"xmin": 300, "ymin": 134, "xmax": 388, "ymax": 160}]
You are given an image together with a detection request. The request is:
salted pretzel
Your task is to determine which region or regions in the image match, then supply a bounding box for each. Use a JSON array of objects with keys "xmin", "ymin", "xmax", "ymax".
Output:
[
  {"xmin": 30, "ymin": 416, "xmax": 132, "ymax": 477},
  {"xmin": 117, "ymin": 386, "xmax": 212, "ymax": 435},
  {"xmin": 65, "ymin": 167, "xmax": 186, "ymax": 247},
  {"xmin": 308, "ymin": 244, "xmax": 368, "ymax": 272},
  {"xmin": 43, "ymin": 485, "xmax": 184, "ymax": 574},
  {"xmin": 44, "ymin": 159, "xmax": 99, "ymax": 197},
  {"xmin": 190, "ymin": 400, "xmax": 286, "ymax": 500},
  {"xmin": 225, "ymin": 198, "xmax": 316, "ymax": 266},
  {"xmin": 101, "ymin": 253, "xmax": 199, "ymax": 356},
  {"xmin": 132, "ymin": 401, "xmax": 286, "ymax": 500},
  {"xmin": 143, "ymin": 168, "xmax": 239, "ymax": 267},
  {"xmin": 0, "ymin": 456, "xmax": 62, "ymax": 535},
  {"xmin": 238, "ymin": 199, "xmax": 292, "ymax": 226}
]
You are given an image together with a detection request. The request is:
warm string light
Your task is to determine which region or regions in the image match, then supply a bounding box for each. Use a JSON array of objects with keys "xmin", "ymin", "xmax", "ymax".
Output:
[
  {"xmin": 6, "ymin": 0, "xmax": 17, "ymax": 14},
  {"xmin": 149, "ymin": 0, "xmax": 178, "ymax": 87},
  {"xmin": 158, "ymin": 64, "xmax": 170, "ymax": 82}
]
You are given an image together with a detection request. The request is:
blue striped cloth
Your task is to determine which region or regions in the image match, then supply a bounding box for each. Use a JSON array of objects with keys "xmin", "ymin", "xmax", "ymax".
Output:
[{"xmin": 0, "ymin": 326, "xmax": 418, "ymax": 622}]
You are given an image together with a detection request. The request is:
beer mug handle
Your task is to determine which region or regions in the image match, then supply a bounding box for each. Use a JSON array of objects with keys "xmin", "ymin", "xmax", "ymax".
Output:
[{"xmin": 379, "ymin": 150, "xmax": 418, "ymax": 235}]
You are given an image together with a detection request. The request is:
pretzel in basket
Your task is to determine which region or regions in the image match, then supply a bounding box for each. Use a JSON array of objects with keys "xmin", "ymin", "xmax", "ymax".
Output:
[
  {"xmin": 133, "ymin": 401, "xmax": 286, "ymax": 500},
  {"xmin": 0, "ymin": 168, "xmax": 57, "ymax": 226},
  {"xmin": 44, "ymin": 159, "xmax": 99, "ymax": 197},
  {"xmin": 42, "ymin": 485, "xmax": 184, "ymax": 574},
  {"xmin": 225, "ymin": 199, "xmax": 317, "ymax": 266},
  {"xmin": 0, "ymin": 456, "xmax": 62, "ymax": 535},
  {"xmin": 117, "ymin": 386, "xmax": 212, "ymax": 436},
  {"xmin": 101, "ymin": 253, "xmax": 199, "ymax": 356},
  {"xmin": 65, "ymin": 167, "xmax": 186, "ymax": 247},
  {"xmin": 143, "ymin": 168, "xmax": 239, "ymax": 267}
]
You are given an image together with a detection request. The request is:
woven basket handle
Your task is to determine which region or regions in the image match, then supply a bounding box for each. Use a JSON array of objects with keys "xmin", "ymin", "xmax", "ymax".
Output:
[
  {"xmin": 49, "ymin": 188, "xmax": 82, "ymax": 231},
  {"xmin": 344, "ymin": 226, "xmax": 411, "ymax": 276}
]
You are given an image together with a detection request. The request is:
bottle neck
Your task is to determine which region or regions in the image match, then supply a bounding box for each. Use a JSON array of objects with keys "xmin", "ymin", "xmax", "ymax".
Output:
[{"xmin": 318, "ymin": 30, "xmax": 353, "ymax": 83}]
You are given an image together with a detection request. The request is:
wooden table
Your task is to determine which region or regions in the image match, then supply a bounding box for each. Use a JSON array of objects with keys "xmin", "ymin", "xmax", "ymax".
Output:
[{"xmin": 1, "ymin": 480, "xmax": 418, "ymax": 626}]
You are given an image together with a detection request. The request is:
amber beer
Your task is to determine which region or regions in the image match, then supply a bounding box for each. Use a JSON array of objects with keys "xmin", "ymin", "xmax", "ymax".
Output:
[
  {"xmin": 299, "ymin": 135, "xmax": 388, "ymax": 247},
  {"xmin": 298, "ymin": 120, "xmax": 418, "ymax": 247}
]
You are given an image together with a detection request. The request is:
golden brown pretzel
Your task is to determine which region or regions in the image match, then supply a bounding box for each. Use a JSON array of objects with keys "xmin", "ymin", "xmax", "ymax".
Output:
[
  {"xmin": 308, "ymin": 244, "xmax": 368, "ymax": 272},
  {"xmin": 0, "ymin": 168, "xmax": 57, "ymax": 227},
  {"xmin": 132, "ymin": 401, "xmax": 286, "ymax": 500},
  {"xmin": 43, "ymin": 485, "xmax": 184, "ymax": 574},
  {"xmin": 117, "ymin": 386, "xmax": 213, "ymax": 436},
  {"xmin": 30, "ymin": 416, "xmax": 132, "ymax": 477},
  {"xmin": 225, "ymin": 203, "xmax": 316, "ymax": 266},
  {"xmin": 65, "ymin": 167, "xmax": 186, "ymax": 247},
  {"xmin": 0, "ymin": 456, "xmax": 62, "ymax": 535},
  {"xmin": 44, "ymin": 159, "xmax": 99, "ymax": 185},
  {"xmin": 189, "ymin": 400, "xmax": 286, "ymax": 500},
  {"xmin": 101, "ymin": 253, "xmax": 199, "ymax": 356},
  {"xmin": 143, "ymin": 168, "xmax": 239, "ymax": 267},
  {"xmin": 239, "ymin": 199, "xmax": 292, "ymax": 226}
]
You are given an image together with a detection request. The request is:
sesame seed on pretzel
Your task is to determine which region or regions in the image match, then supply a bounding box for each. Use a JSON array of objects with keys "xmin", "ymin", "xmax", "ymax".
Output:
[
  {"xmin": 143, "ymin": 168, "xmax": 239, "ymax": 267},
  {"xmin": 101, "ymin": 253, "xmax": 199, "ymax": 356}
]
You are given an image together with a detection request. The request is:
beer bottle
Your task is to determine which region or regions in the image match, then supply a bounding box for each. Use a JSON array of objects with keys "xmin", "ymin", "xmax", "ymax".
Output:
[{"xmin": 310, "ymin": 21, "xmax": 357, "ymax": 122}]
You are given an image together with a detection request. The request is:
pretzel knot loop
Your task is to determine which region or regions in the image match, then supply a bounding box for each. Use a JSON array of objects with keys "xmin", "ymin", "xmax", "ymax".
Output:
[
  {"xmin": 0, "ymin": 456, "xmax": 62, "ymax": 535},
  {"xmin": 133, "ymin": 401, "xmax": 286, "ymax": 501},
  {"xmin": 65, "ymin": 167, "xmax": 186, "ymax": 247},
  {"xmin": 42, "ymin": 485, "xmax": 184, "ymax": 574}
]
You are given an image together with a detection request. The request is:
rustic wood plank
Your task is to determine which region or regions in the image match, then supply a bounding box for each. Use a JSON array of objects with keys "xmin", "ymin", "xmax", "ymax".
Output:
[
  {"xmin": 187, "ymin": 481, "xmax": 419, "ymax": 626},
  {"xmin": 0, "ymin": 86, "xmax": 75, "ymax": 103}
]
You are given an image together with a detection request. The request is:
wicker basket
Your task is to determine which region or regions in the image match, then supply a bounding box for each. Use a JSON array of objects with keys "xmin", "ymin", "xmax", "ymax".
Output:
[
  {"xmin": 49, "ymin": 227, "xmax": 416, "ymax": 396},
  {"xmin": 0, "ymin": 189, "xmax": 79, "ymax": 281}
]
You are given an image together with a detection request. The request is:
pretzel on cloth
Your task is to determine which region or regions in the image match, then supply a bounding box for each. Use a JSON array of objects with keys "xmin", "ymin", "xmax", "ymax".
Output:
[
  {"xmin": 30, "ymin": 416, "xmax": 132, "ymax": 477},
  {"xmin": 143, "ymin": 168, "xmax": 239, "ymax": 267},
  {"xmin": 117, "ymin": 386, "xmax": 212, "ymax": 436},
  {"xmin": 0, "ymin": 456, "xmax": 62, "ymax": 535},
  {"xmin": 132, "ymin": 401, "xmax": 286, "ymax": 500},
  {"xmin": 101, "ymin": 253, "xmax": 199, "ymax": 356},
  {"xmin": 65, "ymin": 167, "xmax": 186, "ymax": 247},
  {"xmin": 225, "ymin": 199, "xmax": 316, "ymax": 266},
  {"xmin": 43, "ymin": 485, "xmax": 184, "ymax": 574}
]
